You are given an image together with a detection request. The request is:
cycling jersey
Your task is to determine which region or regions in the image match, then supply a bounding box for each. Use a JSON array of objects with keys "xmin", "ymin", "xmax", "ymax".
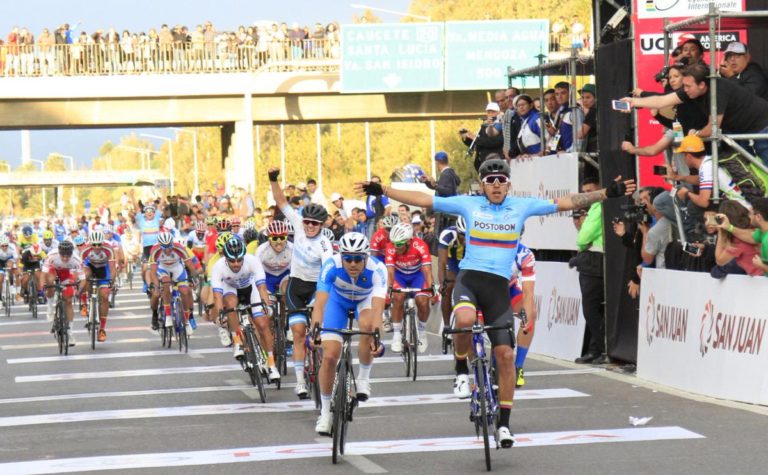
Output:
[
  {"xmin": 17, "ymin": 234, "xmax": 38, "ymax": 250},
  {"xmin": 135, "ymin": 213, "xmax": 162, "ymax": 247},
  {"xmin": 21, "ymin": 246, "xmax": 47, "ymax": 270},
  {"xmin": 438, "ymin": 226, "xmax": 465, "ymax": 274},
  {"xmin": 148, "ymin": 243, "xmax": 193, "ymax": 268},
  {"xmin": 210, "ymin": 254, "xmax": 267, "ymax": 294},
  {"xmin": 245, "ymin": 240, "xmax": 259, "ymax": 255},
  {"xmin": 384, "ymin": 237, "xmax": 431, "ymax": 274},
  {"xmin": 206, "ymin": 253, "xmax": 222, "ymax": 281},
  {"xmin": 281, "ymin": 205, "xmax": 333, "ymax": 282},
  {"xmin": 509, "ymin": 244, "xmax": 536, "ymax": 304},
  {"xmin": 317, "ymin": 254, "xmax": 387, "ymax": 337},
  {"xmin": 81, "ymin": 245, "xmax": 114, "ymax": 269},
  {"xmin": 204, "ymin": 229, "xmax": 218, "ymax": 255},
  {"xmin": 432, "ymin": 195, "xmax": 557, "ymax": 279},
  {"xmin": 187, "ymin": 232, "xmax": 206, "ymax": 249},
  {"xmin": 370, "ymin": 228, "xmax": 390, "ymax": 257},
  {"xmin": 255, "ymin": 240, "xmax": 293, "ymax": 276},
  {"xmin": 0, "ymin": 244, "xmax": 18, "ymax": 264},
  {"xmin": 42, "ymin": 250, "xmax": 85, "ymax": 291},
  {"xmin": 40, "ymin": 239, "xmax": 59, "ymax": 254}
]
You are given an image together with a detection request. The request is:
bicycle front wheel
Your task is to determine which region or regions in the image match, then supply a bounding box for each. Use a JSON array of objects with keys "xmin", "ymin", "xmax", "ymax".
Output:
[
  {"xmin": 410, "ymin": 311, "xmax": 418, "ymax": 381},
  {"xmin": 56, "ymin": 301, "xmax": 65, "ymax": 355},
  {"xmin": 29, "ymin": 281, "xmax": 38, "ymax": 318},
  {"xmin": 331, "ymin": 361, "xmax": 347, "ymax": 464},
  {"xmin": 477, "ymin": 366, "xmax": 492, "ymax": 471},
  {"xmin": 4, "ymin": 281, "xmax": 11, "ymax": 318},
  {"xmin": 245, "ymin": 329, "xmax": 266, "ymax": 402}
]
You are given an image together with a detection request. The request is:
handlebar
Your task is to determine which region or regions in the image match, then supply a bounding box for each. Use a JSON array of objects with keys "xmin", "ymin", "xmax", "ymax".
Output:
[
  {"xmin": 311, "ymin": 321, "xmax": 380, "ymax": 348},
  {"xmin": 442, "ymin": 320, "xmax": 515, "ymax": 336},
  {"xmin": 390, "ymin": 287, "xmax": 434, "ymax": 295},
  {"xmin": 221, "ymin": 302, "xmax": 267, "ymax": 315}
]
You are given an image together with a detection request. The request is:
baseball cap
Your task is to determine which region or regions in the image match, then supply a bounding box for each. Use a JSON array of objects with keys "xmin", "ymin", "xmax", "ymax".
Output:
[
  {"xmin": 724, "ymin": 42, "xmax": 747, "ymax": 56},
  {"xmin": 578, "ymin": 83, "xmax": 596, "ymax": 95},
  {"xmin": 434, "ymin": 151, "xmax": 448, "ymax": 162},
  {"xmin": 411, "ymin": 215, "xmax": 423, "ymax": 224},
  {"xmin": 675, "ymin": 135, "xmax": 705, "ymax": 153},
  {"xmin": 486, "ymin": 102, "xmax": 500, "ymax": 112},
  {"xmin": 297, "ymin": 182, "xmax": 307, "ymax": 191},
  {"xmin": 330, "ymin": 192, "xmax": 343, "ymax": 202},
  {"xmin": 676, "ymin": 33, "xmax": 698, "ymax": 47}
]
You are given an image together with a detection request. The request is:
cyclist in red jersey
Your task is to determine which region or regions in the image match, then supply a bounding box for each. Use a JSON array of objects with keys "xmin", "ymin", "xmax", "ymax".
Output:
[{"xmin": 370, "ymin": 215, "xmax": 399, "ymax": 260}]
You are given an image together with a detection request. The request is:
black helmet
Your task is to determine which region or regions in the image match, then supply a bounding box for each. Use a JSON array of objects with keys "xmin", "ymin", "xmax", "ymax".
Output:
[
  {"xmin": 58, "ymin": 240, "xmax": 74, "ymax": 257},
  {"xmin": 302, "ymin": 203, "xmax": 329, "ymax": 222},
  {"xmin": 223, "ymin": 236, "xmax": 246, "ymax": 260},
  {"xmin": 478, "ymin": 158, "xmax": 510, "ymax": 178},
  {"xmin": 243, "ymin": 228, "xmax": 259, "ymax": 244}
]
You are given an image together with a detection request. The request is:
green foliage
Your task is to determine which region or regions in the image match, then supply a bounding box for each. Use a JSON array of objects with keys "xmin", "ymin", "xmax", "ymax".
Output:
[{"xmin": 406, "ymin": 0, "xmax": 592, "ymax": 29}]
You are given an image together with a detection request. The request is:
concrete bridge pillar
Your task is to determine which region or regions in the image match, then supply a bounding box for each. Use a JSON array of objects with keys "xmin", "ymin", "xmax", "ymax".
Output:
[{"xmin": 222, "ymin": 94, "xmax": 255, "ymax": 196}]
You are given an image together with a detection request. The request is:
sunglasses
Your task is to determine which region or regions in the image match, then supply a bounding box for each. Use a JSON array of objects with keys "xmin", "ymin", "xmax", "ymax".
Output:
[
  {"xmin": 269, "ymin": 236, "xmax": 287, "ymax": 242},
  {"xmin": 226, "ymin": 257, "xmax": 244, "ymax": 264},
  {"xmin": 91, "ymin": 243, "xmax": 103, "ymax": 247},
  {"xmin": 481, "ymin": 175, "xmax": 509, "ymax": 185},
  {"xmin": 392, "ymin": 240, "xmax": 409, "ymax": 248},
  {"xmin": 342, "ymin": 254, "xmax": 366, "ymax": 263},
  {"xmin": 303, "ymin": 219, "xmax": 322, "ymax": 226}
]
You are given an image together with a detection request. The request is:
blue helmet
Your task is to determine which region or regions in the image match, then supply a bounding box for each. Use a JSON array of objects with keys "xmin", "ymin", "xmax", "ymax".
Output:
[
  {"xmin": 392, "ymin": 164, "xmax": 427, "ymax": 183},
  {"xmin": 22, "ymin": 225, "xmax": 33, "ymax": 237}
]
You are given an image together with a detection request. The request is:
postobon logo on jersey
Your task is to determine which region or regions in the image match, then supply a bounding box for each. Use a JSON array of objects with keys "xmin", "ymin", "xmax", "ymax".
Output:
[{"xmin": 472, "ymin": 221, "xmax": 516, "ymax": 232}]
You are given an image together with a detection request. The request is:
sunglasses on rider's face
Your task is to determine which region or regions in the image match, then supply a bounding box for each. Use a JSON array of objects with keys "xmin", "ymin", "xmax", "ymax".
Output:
[
  {"xmin": 303, "ymin": 219, "xmax": 322, "ymax": 226},
  {"xmin": 226, "ymin": 257, "xmax": 244, "ymax": 264},
  {"xmin": 269, "ymin": 236, "xmax": 287, "ymax": 242},
  {"xmin": 392, "ymin": 240, "xmax": 409, "ymax": 248},
  {"xmin": 481, "ymin": 174, "xmax": 509, "ymax": 185},
  {"xmin": 342, "ymin": 254, "xmax": 365, "ymax": 263}
]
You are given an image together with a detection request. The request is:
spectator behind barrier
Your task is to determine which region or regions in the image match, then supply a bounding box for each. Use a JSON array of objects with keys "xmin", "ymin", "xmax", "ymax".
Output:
[
  {"xmin": 460, "ymin": 102, "xmax": 503, "ymax": 172},
  {"xmin": 716, "ymin": 197, "xmax": 768, "ymax": 276},
  {"xmin": 637, "ymin": 187, "xmax": 672, "ymax": 269},
  {"xmin": 713, "ymin": 200, "xmax": 762, "ymax": 277},
  {"xmin": 719, "ymin": 42, "xmax": 768, "ymax": 100},
  {"xmin": 513, "ymin": 95, "xmax": 543, "ymax": 157}
]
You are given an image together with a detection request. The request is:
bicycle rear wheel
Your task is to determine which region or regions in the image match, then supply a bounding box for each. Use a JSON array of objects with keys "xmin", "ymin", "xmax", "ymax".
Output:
[
  {"xmin": 311, "ymin": 348, "xmax": 322, "ymax": 410},
  {"xmin": 272, "ymin": 306, "xmax": 286, "ymax": 378},
  {"xmin": 245, "ymin": 329, "xmax": 267, "ymax": 402},
  {"xmin": 477, "ymin": 365, "xmax": 492, "ymax": 472},
  {"xmin": 174, "ymin": 298, "xmax": 187, "ymax": 353},
  {"xmin": 4, "ymin": 280, "xmax": 11, "ymax": 318},
  {"xmin": 29, "ymin": 280, "xmax": 38, "ymax": 319},
  {"xmin": 56, "ymin": 301, "xmax": 65, "ymax": 355},
  {"xmin": 89, "ymin": 295, "xmax": 98, "ymax": 350},
  {"xmin": 410, "ymin": 310, "xmax": 418, "ymax": 381},
  {"xmin": 331, "ymin": 361, "xmax": 348, "ymax": 464}
]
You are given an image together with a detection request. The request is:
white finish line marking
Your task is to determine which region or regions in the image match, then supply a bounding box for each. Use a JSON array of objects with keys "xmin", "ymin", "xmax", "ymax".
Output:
[
  {"xmin": 2, "ymin": 304, "xmax": 150, "ymax": 319},
  {"xmin": 0, "ymin": 389, "xmax": 587, "ymax": 428},
  {"xmin": 1, "ymin": 336, "xmax": 215, "ymax": 351},
  {"xmin": 0, "ymin": 426, "xmax": 703, "ymax": 473}
]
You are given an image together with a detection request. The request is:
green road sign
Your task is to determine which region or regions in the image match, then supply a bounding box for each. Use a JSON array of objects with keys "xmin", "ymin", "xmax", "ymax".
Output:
[
  {"xmin": 444, "ymin": 20, "xmax": 549, "ymax": 90},
  {"xmin": 340, "ymin": 23, "xmax": 444, "ymax": 93}
]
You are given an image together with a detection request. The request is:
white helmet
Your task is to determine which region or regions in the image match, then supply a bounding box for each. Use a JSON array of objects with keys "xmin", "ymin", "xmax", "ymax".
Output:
[
  {"xmin": 389, "ymin": 223, "xmax": 413, "ymax": 243},
  {"xmin": 381, "ymin": 215, "xmax": 399, "ymax": 230},
  {"xmin": 456, "ymin": 216, "xmax": 466, "ymax": 233},
  {"xmin": 284, "ymin": 220, "xmax": 294, "ymax": 236},
  {"xmin": 102, "ymin": 224, "xmax": 113, "ymax": 234},
  {"xmin": 338, "ymin": 232, "xmax": 369, "ymax": 254},
  {"xmin": 164, "ymin": 217, "xmax": 176, "ymax": 230},
  {"xmin": 157, "ymin": 231, "xmax": 174, "ymax": 246},
  {"xmin": 321, "ymin": 227, "xmax": 335, "ymax": 242},
  {"xmin": 89, "ymin": 230, "xmax": 104, "ymax": 245},
  {"xmin": 0, "ymin": 235, "xmax": 9, "ymax": 246}
]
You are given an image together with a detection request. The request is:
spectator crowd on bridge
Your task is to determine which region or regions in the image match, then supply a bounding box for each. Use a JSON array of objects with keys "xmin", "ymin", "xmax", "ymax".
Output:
[{"xmin": 0, "ymin": 20, "xmax": 341, "ymax": 77}]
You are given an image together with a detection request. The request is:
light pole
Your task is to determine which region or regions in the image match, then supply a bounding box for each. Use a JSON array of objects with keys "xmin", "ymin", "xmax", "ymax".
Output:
[
  {"xmin": 50, "ymin": 153, "xmax": 76, "ymax": 215},
  {"xmin": 0, "ymin": 163, "xmax": 10, "ymax": 214},
  {"xmin": 116, "ymin": 145, "xmax": 160, "ymax": 170},
  {"xmin": 350, "ymin": 4, "xmax": 431, "ymax": 21},
  {"xmin": 170, "ymin": 127, "xmax": 199, "ymax": 197},
  {"xmin": 141, "ymin": 134, "xmax": 174, "ymax": 195},
  {"xmin": 30, "ymin": 159, "xmax": 47, "ymax": 216}
]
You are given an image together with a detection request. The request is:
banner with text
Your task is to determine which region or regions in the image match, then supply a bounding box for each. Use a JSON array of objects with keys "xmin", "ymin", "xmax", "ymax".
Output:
[
  {"xmin": 530, "ymin": 262, "xmax": 586, "ymax": 361},
  {"xmin": 631, "ymin": 0, "xmax": 744, "ymax": 188},
  {"xmin": 638, "ymin": 269, "xmax": 768, "ymax": 405},
  {"xmin": 444, "ymin": 20, "xmax": 549, "ymax": 90},
  {"xmin": 340, "ymin": 23, "xmax": 444, "ymax": 93},
  {"xmin": 508, "ymin": 153, "xmax": 579, "ymax": 251}
]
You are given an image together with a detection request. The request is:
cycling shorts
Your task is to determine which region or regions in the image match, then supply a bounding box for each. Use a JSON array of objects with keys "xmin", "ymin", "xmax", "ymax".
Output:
[
  {"xmin": 142, "ymin": 245, "xmax": 153, "ymax": 262},
  {"xmin": 234, "ymin": 285, "xmax": 265, "ymax": 318},
  {"xmin": 285, "ymin": 277, "xmax": 317, "ymax": 327},
  {"xmin": 22, "ymin": 262, "xmax": 42, "ymax": 272},
  {"xmin": 392, "ymin": 270, "xmax": 429, "ymax": 297},
  {"xmin": 156, "ymin": 263, "xmax": 188, "ymax": 285},
  {"xmin": 446, "ymin": 258, "xmax": 460, "ymax": 275},
  {"xmin": 320, "ymin": 295, "xmax": 373, "ymax": 343},
  {"xmin": 87, "ymin": 265, "xmax": 111, "ymax": 287},
  {"xmin": 265, "ymin": 269, "xmax": 290, "ymax": 294},
  {"xmin": 452, "ymin": 269, "xmax": 516, "ymax": 348}
]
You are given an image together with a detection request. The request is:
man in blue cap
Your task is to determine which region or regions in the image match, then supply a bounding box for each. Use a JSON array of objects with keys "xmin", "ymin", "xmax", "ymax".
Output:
[{"xmin": 419, "ymin": 151, "xmax": 461, "ymax": 237}]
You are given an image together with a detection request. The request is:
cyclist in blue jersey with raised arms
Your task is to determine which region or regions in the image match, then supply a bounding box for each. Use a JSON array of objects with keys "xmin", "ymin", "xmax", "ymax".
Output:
[
  {"xmin": 128, "ymin": 189, "xmax": 163, "ymax": 296},
  {"xmin": 355, "ymin": 157, "xmax": 635, "ymax": 448},
  {"xmin": 310, "ymin": 232, "xmax": 387, "ymax": 435}
]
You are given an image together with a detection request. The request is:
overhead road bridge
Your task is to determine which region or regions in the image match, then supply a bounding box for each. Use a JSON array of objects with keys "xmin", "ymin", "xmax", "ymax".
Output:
[{"xmin": 0, "ymin": 170, "xmax": 169, "ymax": 189}]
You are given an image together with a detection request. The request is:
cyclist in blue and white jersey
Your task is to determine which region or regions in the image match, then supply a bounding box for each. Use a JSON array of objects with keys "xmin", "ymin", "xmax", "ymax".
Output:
[
  {"xmin": 129, "ymin": 189, "xmax": 162, "ymax": 290},
  {"xmin": 356, "ymin": 157, "xmax": 635, "ymax": 448},
  {"xmin": 268, "ymin": 167, "xmax": 333, "ymax": 400},
  {"xmin": 310, "ymin": 232, "xmax": 387, "ymax": 435}
]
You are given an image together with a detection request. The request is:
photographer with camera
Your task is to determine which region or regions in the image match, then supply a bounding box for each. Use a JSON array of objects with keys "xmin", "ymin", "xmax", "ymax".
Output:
[
  {"xmin": 460, "ymin": 102, "xmax": 504, "ymax": 172},
  {"xmin": 711, "ymin": 200, "xmax": 763, "ymax": 276},
  {"xmin": 612, "ymin": 202, "xmax": 644, "ymax": 299},
  {"xmin": 637, "ymin": 187, "xmax": 672, "ymax": 270}
]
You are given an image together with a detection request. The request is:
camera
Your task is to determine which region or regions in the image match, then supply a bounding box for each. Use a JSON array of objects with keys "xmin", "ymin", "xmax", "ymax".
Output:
[
  {"xmin": 458, "ymin": 128, "xmax": 468, "ymax": 134},
  {"xmin": 653, "ymin": 66, "xmax": 669, "ymax": 83},
  {"xmin": 619, "ymin": 204, "xmax": 650, "ymax": 224},
  {"xmin": 715, "ymin": 215, "xmax": 724, "ymax": 225},
  {"xmin": 682, "ymin": 242, "xmax": 702, "ymax": 257}
]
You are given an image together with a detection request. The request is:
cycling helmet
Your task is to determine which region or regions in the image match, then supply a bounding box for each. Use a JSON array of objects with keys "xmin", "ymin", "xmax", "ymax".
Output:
[
  {"xmin": 243, "ymin": 228, "xmax": 259, "ymax": 244},
  {"xmin": 389, "ymin": 223, "xmax": 413, "ymax": 243},
  {"xmin": 206, "ymin": 216, "xmax": 217, "ymax": 226},
  {"xmin": 456, "ymin": 216, "xmax": 466, "ymax": 234},
  {"xmin": 42, "ymin": 230, "xmax": 54, "ymax": 240},
  {"xmin": 89, "ymin": 230, "xmax": 104, "ymax": 245},
  {"xmin": 157, "ymin": 231, "xmax": 174, "ymax": 247},
  {"xmin": 284, "ymin": 220, "xmax": 295, "ymax": 236},
  {"xmin": 231, "ymin": 216, "xmax": 241, "ymax": 227},
  {"xmin": 243, "ymin": 219, "xmax": 256, "ymax": 230},
  {"xmin": 321, "ymin": 228, "xmax": 335, "ymax": 242},
  {"xmin": 143, "ymin": 205, "xmax": 156, "ymax": 213},
  {"xmin": 223, "ymin": 236, "xmax": 246, "ymax": 260},
  {"xmin": 163, "ymin": 218, "xmax": 176, "ymax": 230},
  {"xmin": 58, "ymin": 240, "xmax": 74, "ymax": 257},
  {"xmin": 381, "ymin": 215, "xmax": 399, "ymax": 230},
  {"xmin": 22, "ymin": 225, "xmax": 33, "ymax": 237},
  {"xmin": 217, "ymin": 217, "xmax": 232, "ymax": 231},
  {"xmin": 267, "ymin": 220, "xmax": 289, "ymax": 236},
  {"xmin": 478, "ymin": 158, "xmax": 510, "ymax": 178},
  {"xmin": 102, "ymin": 225, "xmax": 113, "ymax": 234},
  {"xmin": 195, "ymin": 221, "xmax": 206, "ymax": 233},
  {"xmin": 73, "ymin": 235, "xmax": 86, "ymax": 246},
  {"xmin": 0, "ymin": 236, "xmax": 9, "ymax": 246},
  {"xmin": 338, "ymin": 232, "xmax": 369, "ymax": 254},
  {"xmin": 215, "ymin": 232, "xmax": 232, "ymax": 253},
  {"xmin": 301, "ymin": 203, "xmax": 329, "ymax": 222}
]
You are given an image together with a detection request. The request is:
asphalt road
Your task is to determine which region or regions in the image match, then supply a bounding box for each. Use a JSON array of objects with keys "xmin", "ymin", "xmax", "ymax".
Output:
[{"xmin": 0, "ymin": 278, "xmax": 766, "ymax": 475}]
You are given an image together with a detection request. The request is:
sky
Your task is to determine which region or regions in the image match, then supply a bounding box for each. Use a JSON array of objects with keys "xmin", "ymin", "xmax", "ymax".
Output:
[{"xmin": 0, "ymin": 0, "xmax": 411, "ymax": 169}]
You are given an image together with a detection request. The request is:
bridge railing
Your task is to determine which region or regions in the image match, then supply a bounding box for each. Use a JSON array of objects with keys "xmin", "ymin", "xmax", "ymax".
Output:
[{"xmin": 0, "ymin": 38, "xmax": 340, "ymax": 77}]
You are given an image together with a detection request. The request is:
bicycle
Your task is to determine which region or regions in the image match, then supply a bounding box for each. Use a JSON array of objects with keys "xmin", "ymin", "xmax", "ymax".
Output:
[
  {"xmin": 109, "ymin": 272, "xmax": 120, "ymax": 309},
  {"xmin": 443, "ymin": 318, "xmax": 516, "ymax": 472},
  {"xmin": 294, "ymin": 305, "xmax": 321, "ymax": 408},
  {"xmin": 2, "ymin": 272, "xmax": 12, "ymax": 318},
  {"xmin": 312, "ymin": 311, "xmax": 381, "ymax": 465},
  {"xmin": 46, "ymin": 281, "xmax": 79, "ymax": 355},
  {"xmin": 84, "ymin": 278, "xmax": 109, "ymax": 351},
  {"xmin": 222, "ymin": 302, "xmax": 273, "ymax": 402},
  {"xmin": 271, "ymin": 290, "xmax": 288, "ymax": 376},
  {"xmin": 391, "ymin": 287, "xmax": 432, "ymax": 382},
  {"xmin": 25, "ymin": 269, "xmax": 41, "ymax": 319},
  {"xmin": 158, "ymin": 276, "xmax": 188, "ymax": 353},
  {"xmin": 194, "ymin": 273, "xmax": 206, "ymax": 322}
]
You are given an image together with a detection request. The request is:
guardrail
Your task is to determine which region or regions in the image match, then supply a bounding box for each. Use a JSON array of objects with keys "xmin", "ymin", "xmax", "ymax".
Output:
[{"xmin": 0, "ymin": 38, "xmax": 340, "ymax": 77}]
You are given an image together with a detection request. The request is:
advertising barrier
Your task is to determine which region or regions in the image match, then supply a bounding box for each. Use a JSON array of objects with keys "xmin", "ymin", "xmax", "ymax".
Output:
[
  {"xmin": 508, "ymin": 152, "xmax": 579, "ymax": 251},
  {"xmin": 638, "ymin": 269, "xmax": 768, "ymax": 405},
  {"xmin": 530, "ymin": 262, "xmax": 586, "ymax": 361}
]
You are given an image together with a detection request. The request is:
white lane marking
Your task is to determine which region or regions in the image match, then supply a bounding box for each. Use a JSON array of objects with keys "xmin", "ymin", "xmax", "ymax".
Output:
[
  {"xmin": 225, "ymin": 378, "xmax": 260, "ymax": 401},
  {"xmin": 0, "ymin": 427, "xmax": 704, "ymax": 473},
  {"xmin": 345, "ymin": 454, "xmax": 388, "ymax": 474},
  {"xmin": 0, "ymin": 314, "xmax": 150, "ymax": 327},
  {"xmin": 2, "ymin": 305, "xmax": 151, "ymax": 319},
  {"xmin": 0, "ymin": 389, "xmax": 588, "ymax": 428},
  {"xmin": 7, "ymin": 347, "xmax": 229, "ymax": 364},
  {"xmin": 0, "ymin": 370, "xmax": 600, "ymax": 405},
  {"xmin": 0, "ymin": 336, "xmax": 215, "ymax": 351}
]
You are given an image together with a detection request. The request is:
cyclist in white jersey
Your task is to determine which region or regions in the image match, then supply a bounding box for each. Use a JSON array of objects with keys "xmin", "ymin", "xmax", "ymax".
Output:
[
  {"xmin": 255, "ymin": 220, "xmax": 293, "ymax": 296},
  {"xmin": 268, "ymin": 167, "xmax": 333, "ymax": 400},
  {"xmin": 211, "ymin": 236, "xmax": 280, "ymax": 382},
  {"xmin": 40, "ymin": 230, "xmax": 59, "ymax": 254},
  {"xmin": 0, "ymin": 237, "xmax": 19, "ymax": 303}
]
